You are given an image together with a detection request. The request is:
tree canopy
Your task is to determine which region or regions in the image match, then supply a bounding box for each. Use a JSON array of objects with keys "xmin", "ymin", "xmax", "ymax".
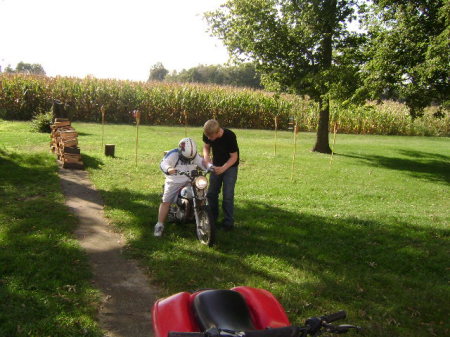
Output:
[
  {"xmin": 206, "ymin": 0, "xmax": 448, "ymax": 151},
  {"xmin": 166, "ymin": 63, "xmax": 262, "ymax": 89},
  {"xmin": 148, "ymin": 62, "xmax": 169, "ymax": 82},
  {"xmin": 206, "ymin": 0, "xmax": 364, "ymax": 153},
  {"xmin": 359, "ymin": 0, "xmax": 449, "ymax": 118},
  {"xmin": 4, "ymin": 62, "xmax": 46, "ymax": 76}
]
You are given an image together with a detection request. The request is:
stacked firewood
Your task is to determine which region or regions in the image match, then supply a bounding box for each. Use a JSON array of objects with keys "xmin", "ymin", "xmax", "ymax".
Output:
[{"xmin": 50, "ymin": 118, "xmax": 84, "ymax": 169}]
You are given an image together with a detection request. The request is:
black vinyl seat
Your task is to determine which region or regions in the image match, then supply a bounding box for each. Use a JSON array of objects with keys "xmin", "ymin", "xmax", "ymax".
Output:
[{"xmin": 193, "ymin": 290, "xmax": 256, "ymax": 331}]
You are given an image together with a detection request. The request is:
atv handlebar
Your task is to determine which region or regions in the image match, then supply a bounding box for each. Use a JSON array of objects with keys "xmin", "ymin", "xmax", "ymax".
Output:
[
  {"xmin": 321, "ymin": 310, "xmax": 346, "ymax": 323},
  {"xmin": 168, "ymin": 327, "xmax": 299, "ymax": 337},
  {"xmin": 168, "ymin": 333, "xmax": 204, "ymax": 337},
  {"xmin": 167, "ymin": 311, "xmax": 360, "ymax": 337},
  {"xmin": 244, "ymin": 326, "xmax": 300, "ymax": 337}
]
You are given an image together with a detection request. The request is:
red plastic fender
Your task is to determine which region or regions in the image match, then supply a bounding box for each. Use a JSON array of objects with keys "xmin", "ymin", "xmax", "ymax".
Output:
[
  {"xmin": 232, "ymin": 286, "xmax": 291, "ymax": 329},
  {"xmin": 152, "ymin": 292, "xmax": 199, "ymax": 337}
]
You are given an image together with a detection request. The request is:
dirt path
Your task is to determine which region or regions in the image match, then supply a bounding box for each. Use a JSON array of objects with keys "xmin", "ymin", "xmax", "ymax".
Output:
[{"xmin": 59, "ymin": 167, "xmax": 159, "ymax": 337}]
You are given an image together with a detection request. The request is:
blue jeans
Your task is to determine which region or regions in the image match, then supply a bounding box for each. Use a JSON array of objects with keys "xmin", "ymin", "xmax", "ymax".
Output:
[{"xmin": 207, "ymin": 166, "xmax": 238, "ymax": 228}]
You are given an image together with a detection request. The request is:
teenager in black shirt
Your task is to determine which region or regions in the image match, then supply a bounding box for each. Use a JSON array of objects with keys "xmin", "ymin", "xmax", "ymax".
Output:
[{"xmin": 202, "ymin": 119, "xmax": 239, "ymax": 230}]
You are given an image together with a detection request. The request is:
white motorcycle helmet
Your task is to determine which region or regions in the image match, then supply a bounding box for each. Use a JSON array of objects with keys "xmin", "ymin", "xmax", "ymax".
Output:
[{"xmin": 178, "ymin": 137, "xmax": 197, "ymax": 160}]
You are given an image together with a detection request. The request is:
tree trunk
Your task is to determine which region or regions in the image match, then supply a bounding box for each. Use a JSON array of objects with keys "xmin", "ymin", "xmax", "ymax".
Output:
[
  {"xmin": 312, "ymin": 97, "xmax": 332, "ymax": 153},
  {"xmin": 312, "ymin": 0, "xmax": 336, "ymax": 154}
]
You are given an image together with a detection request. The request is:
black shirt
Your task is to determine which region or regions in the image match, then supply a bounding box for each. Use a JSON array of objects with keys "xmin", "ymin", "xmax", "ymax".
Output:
[{"xmin": 203, "ymin": 128, "xmax": 239, "ymax": 167}]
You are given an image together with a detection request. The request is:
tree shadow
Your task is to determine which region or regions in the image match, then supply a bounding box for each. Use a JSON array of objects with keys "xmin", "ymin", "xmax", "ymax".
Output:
[
  {"xmin": 76, "ymin": 131, "xmax": 92, "ymax": 136},
  {"xmin": 93, "ymin": 185, "xmax": 449, "ymax": 336},
  {"xmin": 0, "ymin": 149, "xmax": 102, "ymax": 336},
  {"xmin": 4, "ymin": 146, "xmax": 446, "ymax": 336},
  {"xmin": 82, "ymin": 153, "xmax": 105, "ymax": 169},
  {"xmin": 339, "ymin": 149, "xmax": 450, "ymax": 184},
  {"xmin": 0, "ymin": 148, "xmax": 59, "ymax": 193}
]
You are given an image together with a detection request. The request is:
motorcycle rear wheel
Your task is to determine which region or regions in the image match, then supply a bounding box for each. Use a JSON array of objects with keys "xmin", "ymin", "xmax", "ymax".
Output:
[{"xmin": 196, "ymin": 206, "xmax": 216, "ymax": 247}]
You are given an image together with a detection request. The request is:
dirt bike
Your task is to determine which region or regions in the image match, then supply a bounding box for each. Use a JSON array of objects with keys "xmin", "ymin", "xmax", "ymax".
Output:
[
  {"xmin": 152, "ymin": 286, "xmax": 361, "ymax": 337},
  {"xmin": 166, "ymin": 168, "xmax": 216, "ymax": 247}
]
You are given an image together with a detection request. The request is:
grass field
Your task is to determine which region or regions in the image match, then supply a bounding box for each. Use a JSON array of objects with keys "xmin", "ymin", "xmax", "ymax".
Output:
[
  {"xmin": 0, "ymin": 121, "xmax": 103, "ymax": 336},
  {"xmin": 1, "ymin": 120, "xmax": 449, "ymax": 337}
]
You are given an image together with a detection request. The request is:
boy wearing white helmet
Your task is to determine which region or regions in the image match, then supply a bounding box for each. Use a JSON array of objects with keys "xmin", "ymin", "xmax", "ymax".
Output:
[{"xmin": 154, "ymin": 137, "xmax": 211, "ymax": 237}]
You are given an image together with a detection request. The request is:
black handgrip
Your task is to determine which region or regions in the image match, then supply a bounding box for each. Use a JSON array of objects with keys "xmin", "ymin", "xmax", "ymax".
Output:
[
  {"xmin": 321, "ymin": 310, "xmax": 346, "ymax": 323},
  {"xmin": 168, "ymin": 332, "xmax": 205, "ymax": 337},
  {"xmin": 245, "ymin": 326, "xmax": 300, "ymax": 337}
]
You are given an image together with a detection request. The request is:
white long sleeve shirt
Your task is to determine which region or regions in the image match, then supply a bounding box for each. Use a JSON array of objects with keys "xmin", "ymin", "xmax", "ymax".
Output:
[{"xmin": 160, "ymin": 149, "xmax": 207, "ymax": 183}]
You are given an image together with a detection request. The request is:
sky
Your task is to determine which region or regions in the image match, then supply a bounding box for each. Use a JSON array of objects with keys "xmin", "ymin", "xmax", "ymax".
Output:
[{"xmin": 0, "ymin": 0, "xmax": 230, "ymax": 81}]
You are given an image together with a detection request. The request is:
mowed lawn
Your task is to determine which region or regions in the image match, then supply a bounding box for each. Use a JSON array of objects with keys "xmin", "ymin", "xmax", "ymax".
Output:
[
  {"xmin": 0, "ymin": 120, "xmax": 102, "ymax": 337},
  {"xmin": 1, "ymin": 120, "xmax": 449, "ymax": 337}
]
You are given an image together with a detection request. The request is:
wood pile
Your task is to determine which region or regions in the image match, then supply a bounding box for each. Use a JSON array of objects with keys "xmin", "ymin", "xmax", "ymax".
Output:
[{"xmin": 50, "ymin": 118, "xmax": 84, "ymax": 169}]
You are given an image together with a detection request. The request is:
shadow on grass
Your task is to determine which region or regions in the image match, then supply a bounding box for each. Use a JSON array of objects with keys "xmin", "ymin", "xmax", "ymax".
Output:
[
  {"xmin": 0, "ymin": 149, "xmax": 102, "ymax": 337},
  {"xmin": 82, "ymin": 153, "xmax": 105, "ymax": 169},
  {"xmin": 76, "ymin": 131, "xmax": 92, "ymax": 136},
  {"xmin": 5, "ymin": 145, "xmax": 445, "ymax": 336},
  {"xmin": 91, "ymin": 184, "xmax": 449, "ymax": 337},
  {"xmin": 340, "ymin": 149, "xmax": 450, "ymax": 183}
]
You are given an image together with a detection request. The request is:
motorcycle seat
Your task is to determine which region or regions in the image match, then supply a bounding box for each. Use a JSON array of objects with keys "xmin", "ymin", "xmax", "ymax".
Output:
[{"xmin": 193, "ymin": 289, "xmax": 256, "ymax": 331}]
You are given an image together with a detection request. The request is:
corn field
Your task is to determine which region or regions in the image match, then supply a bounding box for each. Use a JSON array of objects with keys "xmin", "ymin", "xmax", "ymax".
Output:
[{"xmin": 0, "ymin": 73, "xmax": 448, "ymax": 136}]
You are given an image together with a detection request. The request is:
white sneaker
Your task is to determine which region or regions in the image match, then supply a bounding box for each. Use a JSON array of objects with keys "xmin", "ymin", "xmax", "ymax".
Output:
[{"xmin": 154, "ymin": 223, "xmax": 164, "ymax": 237}]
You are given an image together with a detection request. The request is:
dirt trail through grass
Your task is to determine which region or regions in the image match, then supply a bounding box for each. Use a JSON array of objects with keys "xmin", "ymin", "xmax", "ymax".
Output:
[{"xmin": 59, "ymin": 167, "xmax": 159, "ymax": 337}]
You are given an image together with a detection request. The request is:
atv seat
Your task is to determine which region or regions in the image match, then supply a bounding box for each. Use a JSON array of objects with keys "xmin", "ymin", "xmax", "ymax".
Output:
[{"xmin": 193, "ymin": 289, "xmax": 256, "ymax": 332}]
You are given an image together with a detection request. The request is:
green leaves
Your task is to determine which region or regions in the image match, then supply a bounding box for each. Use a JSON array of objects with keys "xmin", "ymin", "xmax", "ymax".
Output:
[
  {"xmin": 361, "ymin": 0, "xmax": 449, "ymax": 117},
  {"xmin": 206, "ymin": 0, "xmax": 362, "ymax": 102}
]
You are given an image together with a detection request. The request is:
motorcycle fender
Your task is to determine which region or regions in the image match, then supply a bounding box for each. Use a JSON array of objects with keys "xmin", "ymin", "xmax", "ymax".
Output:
[
  {"xmin": 232, "ymin": 286, "xmax": 291, "ymax": 329},
  {"xmin": 181, "ymin": 186, "xmax": 194, "ymax": 199},
  {"xmin": 152, "ymin": 291, "xmax": 199, "ymax": 337}
]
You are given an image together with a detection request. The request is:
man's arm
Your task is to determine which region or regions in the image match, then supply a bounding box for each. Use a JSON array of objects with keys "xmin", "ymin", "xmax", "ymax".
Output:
[
  {"xmin": 214, "ymin": 152, "xmax": 237, "ymax": 175},
  {"xmin": 203, "ymin": 143, "xmax": 212, "ymax": 165}
]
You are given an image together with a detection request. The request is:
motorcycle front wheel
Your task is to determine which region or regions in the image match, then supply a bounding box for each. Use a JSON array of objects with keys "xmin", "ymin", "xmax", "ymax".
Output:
[{"xmin": 196, "ymin": 206, "xmax": 216, "ymax": 247}]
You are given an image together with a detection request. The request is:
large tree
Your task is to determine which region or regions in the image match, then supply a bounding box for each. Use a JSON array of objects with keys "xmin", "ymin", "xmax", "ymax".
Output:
[
  {"xmin": 166, "ymin": 63, "xmax": 262, "ymax": 89},
  {"xmin": 206, "ymin": 0, "xmax": 364, "ymax": 153},
  {"xmin": 5, "ymin": 62, "xmax": 46, "ymax": 75},
  {"xmin": 359, "ymin": 0, "xmax": 449, "ymax": 117},
  {"xmin": 148, "ymin": 62, "xmax": 169, "ymax": 82}
]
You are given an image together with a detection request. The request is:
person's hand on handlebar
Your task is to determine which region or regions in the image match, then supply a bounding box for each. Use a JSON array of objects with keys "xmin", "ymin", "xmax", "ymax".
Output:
[
  {"xmin": 168, "ymin": 167, "xmax": 177, "ymax": 175},
  {"xmin": 205, "ymin": 163, "xmax": 215, "ymax": 173}
]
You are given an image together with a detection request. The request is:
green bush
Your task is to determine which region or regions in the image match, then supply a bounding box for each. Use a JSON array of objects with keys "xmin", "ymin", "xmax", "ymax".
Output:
[{"xmin": 30, "ymin": 110, "xmax": 53, "ymax": 133}]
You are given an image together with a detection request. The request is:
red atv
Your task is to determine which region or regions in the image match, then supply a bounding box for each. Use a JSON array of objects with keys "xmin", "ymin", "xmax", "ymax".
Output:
[{"xmin": 152, "ymin": 286, "xmax": 360, "ymax": 337}]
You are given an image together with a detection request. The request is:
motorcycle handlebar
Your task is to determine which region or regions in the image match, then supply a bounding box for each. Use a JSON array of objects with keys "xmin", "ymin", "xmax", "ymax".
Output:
[{"xmin": 178, "ymin": 169, "xmax": 211, "ymax": 177}]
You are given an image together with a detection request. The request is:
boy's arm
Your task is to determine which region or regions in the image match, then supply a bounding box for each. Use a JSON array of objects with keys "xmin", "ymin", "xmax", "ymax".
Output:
[
  {"xmin": 160, "ymin": 150, "xmax": 178, "ymax": 175},
  {"xmin": 193, "ymin": 154, "xmax": 213, "ymax": 171},
  {"xmin": 213, "ymin": 152, "xmax": 237, "ymax": 175},
  {"xmin": 203, "ymin": 143, "xmax": 212, "ymax": 165}
]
